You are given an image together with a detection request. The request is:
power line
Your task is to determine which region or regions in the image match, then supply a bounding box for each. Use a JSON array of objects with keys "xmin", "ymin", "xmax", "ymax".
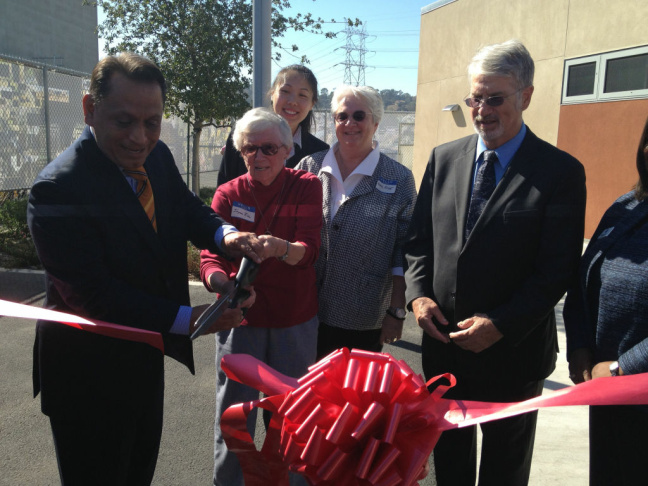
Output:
[{"xmin": 342, "ymin": 25, "xmax": 368, "ymax": 86}]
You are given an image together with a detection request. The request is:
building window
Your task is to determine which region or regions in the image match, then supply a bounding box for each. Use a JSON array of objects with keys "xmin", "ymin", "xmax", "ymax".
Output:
[{"xmin": 562, "ymin": 45, "xmax": 648, "ymax": 104}]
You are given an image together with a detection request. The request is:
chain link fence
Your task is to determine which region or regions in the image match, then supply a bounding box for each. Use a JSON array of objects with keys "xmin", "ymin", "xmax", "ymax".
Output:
[{"xmin": 0, "ymin": 55, "xmax": 415, "ymax": 201}]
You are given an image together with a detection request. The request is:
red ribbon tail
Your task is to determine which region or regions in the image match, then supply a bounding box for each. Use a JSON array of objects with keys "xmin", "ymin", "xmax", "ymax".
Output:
[{"xmin": 0, "ymin": 299, "xmax": 164, "ymax": 352}]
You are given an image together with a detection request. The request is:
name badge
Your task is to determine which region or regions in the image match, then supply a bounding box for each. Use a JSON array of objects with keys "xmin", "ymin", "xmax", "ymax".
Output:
[
  {"xmin": 231, "ymin": 201, "xmax": 256, "ymax": 223},
  {"xmin": 376, "ymin": 177, "xmax": 397, "ymax": 194},
  {"xmin": 599, "ymin": 227, "xmax": 614, "ymax": 239}
]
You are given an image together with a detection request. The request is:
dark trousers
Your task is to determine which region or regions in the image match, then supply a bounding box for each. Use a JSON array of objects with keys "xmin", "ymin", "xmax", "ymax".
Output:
[
  {"xmin": 433, "ymin": 404, "xmax": 540, "ymax": 486},
  {"xmin": 422, "ymin": 334, "xmax": 544, "ymax": 486},
  {"xmin": 47, "ymin": 371, "xmax": 164, "ymax": 486},
  {"xmin": 590, "ymin": 405, "xmax": 648, "ymax": 486},
  {"xmin": 316, "ymin": 322, "xmax": 382, "ymax": 360}
]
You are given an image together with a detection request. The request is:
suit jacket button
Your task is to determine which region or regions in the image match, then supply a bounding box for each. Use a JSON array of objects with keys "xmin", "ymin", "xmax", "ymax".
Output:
[{"xmin": 333, "ymin": 224, "xmax": 340, "ymax": 231}]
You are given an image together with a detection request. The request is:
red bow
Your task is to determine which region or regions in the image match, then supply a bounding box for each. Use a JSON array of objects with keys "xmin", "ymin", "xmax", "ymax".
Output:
[{"xmin": 221, "ymin": 348, "xmax": 648, "ymax": 486}]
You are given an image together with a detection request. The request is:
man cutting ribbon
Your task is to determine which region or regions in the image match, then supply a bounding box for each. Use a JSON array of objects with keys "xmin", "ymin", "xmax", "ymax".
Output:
[{"xmin": 26, "ymin": 52, "xmax": 264, "ymax": 485}]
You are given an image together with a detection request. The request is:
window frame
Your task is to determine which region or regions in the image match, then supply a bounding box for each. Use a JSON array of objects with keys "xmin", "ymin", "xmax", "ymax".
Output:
[{"xmin": 562, "ymin": 45, "xmax": 648, "ymax": 104}]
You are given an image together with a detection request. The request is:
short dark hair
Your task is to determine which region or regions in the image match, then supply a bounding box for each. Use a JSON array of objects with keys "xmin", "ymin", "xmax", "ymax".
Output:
[
  {"xmin": 268, "ymin": 65, "xmax": 319, "ymax": 134},
  {"xmin": 89, "ymin": 52, "xmax": 167, "ymax": 105},
  {"xmin": 634, "ymin": 116, "xmax": 648, "ymax": 201}
]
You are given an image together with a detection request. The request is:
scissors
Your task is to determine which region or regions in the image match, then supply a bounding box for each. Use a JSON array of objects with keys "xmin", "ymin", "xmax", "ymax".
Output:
[{"xmin": 190, "ymin": 256, "xmax": 259, "ymax": 340}]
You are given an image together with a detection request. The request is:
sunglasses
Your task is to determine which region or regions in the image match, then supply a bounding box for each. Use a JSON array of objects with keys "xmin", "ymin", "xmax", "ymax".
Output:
[
  {"xmin": 334, "ymin": 110, "xmax": 372, "ymax": 123},
  {"xmin": 463, "ymin": 88, "xmax": 523, "ymax": 109},
  {"xmin": 240, "ymin": 143, "xmax": 281, "ymax": 157}
]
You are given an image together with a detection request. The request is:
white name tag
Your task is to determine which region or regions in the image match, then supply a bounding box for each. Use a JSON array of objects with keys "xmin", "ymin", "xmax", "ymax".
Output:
[
  {"xmin": 376, "ymin": 177, "xmax": 397, "ymax": 194},
  {"xmin": 231, "ymin": 201, "xmax": 256, "ymax": 223}
]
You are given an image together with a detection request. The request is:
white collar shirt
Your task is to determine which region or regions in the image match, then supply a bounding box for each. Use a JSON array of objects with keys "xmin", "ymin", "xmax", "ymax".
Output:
[{"xmin": 320, "ymin": 141, "xmax": 381, "ymax": 219}]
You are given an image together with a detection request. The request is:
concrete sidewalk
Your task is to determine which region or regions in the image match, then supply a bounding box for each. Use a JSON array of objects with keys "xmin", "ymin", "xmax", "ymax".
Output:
[{"xmin": 0, "ymin": 268, "xmax": 588, "ymax": 485}]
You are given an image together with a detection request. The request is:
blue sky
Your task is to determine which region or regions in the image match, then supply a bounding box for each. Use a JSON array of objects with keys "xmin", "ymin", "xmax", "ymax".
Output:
[
  {"xmin": 98, "ymin": 0, "xmax": 427, "ymax": 96},
  {"xmin": 271, "ymin": 0, "xmax": 426, "ymax": 95}
]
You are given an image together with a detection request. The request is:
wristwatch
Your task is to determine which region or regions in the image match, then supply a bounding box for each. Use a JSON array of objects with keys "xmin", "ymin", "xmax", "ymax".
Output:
[
  {"xmin": 278, "ymin": 240, "xmax": 290, "ymax": 261},
  {"xmin": 386, "ymin": 306, "xmax": 406, "ymax": 321},
  {"xmin": 609, "ymin": 361, "xmax": 620, "ymax": 377}
]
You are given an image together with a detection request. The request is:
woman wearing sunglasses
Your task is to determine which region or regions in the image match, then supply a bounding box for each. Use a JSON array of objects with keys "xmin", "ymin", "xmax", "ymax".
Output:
[
  {"xmin": 201, "ymin": 107, "xmax": 323, "ymax": 486},
  {"xmin": 217, "ymin": 65, "xmax": 329, "ymax": 186},
  {"xmin": 297, "ymin": 85, "xmax": 417, "ymax": 358}
]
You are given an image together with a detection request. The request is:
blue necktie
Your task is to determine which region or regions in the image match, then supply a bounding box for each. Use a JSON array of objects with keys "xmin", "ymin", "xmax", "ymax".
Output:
[{"xmin": 464, "ymin": 150, "xmax": 497, "ymax": 241}]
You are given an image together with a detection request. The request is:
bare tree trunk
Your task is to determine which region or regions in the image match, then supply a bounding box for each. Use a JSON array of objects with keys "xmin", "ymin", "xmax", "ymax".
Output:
[{"xmin": 191, "ymin": 123, "xmax": 203, "ymax": 193}]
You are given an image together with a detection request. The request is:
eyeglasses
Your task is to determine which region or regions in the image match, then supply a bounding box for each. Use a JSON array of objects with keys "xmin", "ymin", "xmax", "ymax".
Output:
[
  {"xmin": 334, "ymin": 110, "xmax": 372, "ymax": 123},
  {"xmin": 463, "ymin": 88, "xmax": 523, "ymax": 109},
  {"xmin": 240, "ymin": 143, "xmax": 281, "ymax": 157}
]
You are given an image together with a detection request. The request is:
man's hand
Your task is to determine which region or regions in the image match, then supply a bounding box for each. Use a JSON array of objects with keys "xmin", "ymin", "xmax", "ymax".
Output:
[
  {"xmin": 189, "ymin": 304, "xmax": 243, "ymax": 336},
  {"xmin": 568, "ymin": 348, "xmax": 593, "ymax": 384},
  {"xmin": 591, "ymin": 360, "xmax": 623, "ymax": 379},
  {"xmin": 449, "ymin": 315, "xmax": 503, "ymax": 353},
  {"xmin": 411, "ymin": 297, "xmax": 450, "ymax": 344},
  {"xmin": 380, "ymin": 315, "xmax": 403, "ymax": 345},
  {"xmin": 207, "ymin": 274, "xmax": 257, "ymax": 309},
  {"xmin": 222, "ymin": 232, "xmax": 265, "ymax": 263}
]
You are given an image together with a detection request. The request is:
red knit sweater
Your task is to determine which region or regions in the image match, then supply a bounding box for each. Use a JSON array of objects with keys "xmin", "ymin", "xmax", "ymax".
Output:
[{"xmin": 200, "ymin": 168, "xmax": 323, "ymax": 328}]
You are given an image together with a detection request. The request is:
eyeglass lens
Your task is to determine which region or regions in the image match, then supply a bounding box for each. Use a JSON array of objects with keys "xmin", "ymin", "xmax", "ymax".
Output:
[
  {"xmin": 241, "ymin": 143, "xmax": 280, "ymax": 156},
  {"xmin": 334, "ymin": 110, "xmax": 369, "ymax": 123},
  {"xmin": 464, "ymin": 96, "xmax": 506, "ymax": 108}
]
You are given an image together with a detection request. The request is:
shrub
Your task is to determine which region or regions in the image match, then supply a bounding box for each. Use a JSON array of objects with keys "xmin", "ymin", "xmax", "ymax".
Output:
[
  {"xmin": 199, "ymin": 187, "xmax": 216, "ymax": 206},
  {"xmin": 0, "ymin": 194, "xmax": 207, "ymax": 278},
  {"xmin": 0, "ymin": 197, "xmax": 41, "ymax": 268},
  {"xmin": 187, "ymin": 243, "xmax": 202, "ymax": 281}
]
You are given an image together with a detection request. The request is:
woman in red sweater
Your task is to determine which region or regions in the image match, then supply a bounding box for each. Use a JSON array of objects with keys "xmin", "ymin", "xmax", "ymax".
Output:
[{"xmin": 200, "ymin": 107, "xmax": 323, "ymax": 486}]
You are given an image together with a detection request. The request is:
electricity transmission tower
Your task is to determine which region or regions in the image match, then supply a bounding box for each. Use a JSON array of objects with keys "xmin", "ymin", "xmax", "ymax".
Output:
[{"xmin": 342, "ymin": 25, "xmax": 368, "ymax": 86}]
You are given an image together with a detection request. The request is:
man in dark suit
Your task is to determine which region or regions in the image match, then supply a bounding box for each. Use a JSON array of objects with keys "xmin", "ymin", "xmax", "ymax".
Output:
[
  {"xmin": 404, "ymin": 40, "xmax": 586, "ymax": 486},
  {"xmin": 27, "ymin": 53, "xmax": 265, "ymax": 485}
]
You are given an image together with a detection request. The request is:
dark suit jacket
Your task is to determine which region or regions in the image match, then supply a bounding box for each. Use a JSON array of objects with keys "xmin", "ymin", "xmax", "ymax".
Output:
[
  {"xmin": 216, "ymin": 129, "xmax": 329, "ymax": 186},
  {"xmin": 404, "ymin": 128, "xmax": 586, "ymax": 389},
  {"xmin": 27, "ymin": 126, "xmax": 226, "ymax": 414}
]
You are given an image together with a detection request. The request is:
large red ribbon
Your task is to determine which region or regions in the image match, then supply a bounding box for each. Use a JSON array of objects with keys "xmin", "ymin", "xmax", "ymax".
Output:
[
  {"xmin": 0, "ymin": 299, "xmax": 164, "ymax": 352},
  {"xmin": 221, "ymin": 348, "xmax": 648, "ymax": 486}
]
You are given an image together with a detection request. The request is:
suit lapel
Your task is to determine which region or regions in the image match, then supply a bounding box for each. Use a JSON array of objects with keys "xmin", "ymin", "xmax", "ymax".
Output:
[
  {"xmin": 455, "ymin": 137, "xmax": 478, "ymax": 243},
  {"xmin": 319, "ymin": 165, "xmax": 334, "ymax": 230},
  {"xmin": 83, "ymin": 131, "xmax": 167, "ymax": 260},
  {"xmin": 463, "ymin": 131, "xmax": 540, "ymax": 245},
  {"xmin": 347, "ymin": 166, "xmax": 378, "ymax": 201}
]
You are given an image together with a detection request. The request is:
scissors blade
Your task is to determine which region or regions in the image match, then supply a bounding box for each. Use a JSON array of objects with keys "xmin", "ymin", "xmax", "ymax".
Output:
[{"xmin": 190, "ymin": 290, "xmax": 234, "ymax": 340}]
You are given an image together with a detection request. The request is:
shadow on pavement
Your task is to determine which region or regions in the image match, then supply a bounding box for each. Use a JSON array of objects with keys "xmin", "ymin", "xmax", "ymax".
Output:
[{"xmin": 0, "ymin": 269, "xmax": 45, "ymax": 304}]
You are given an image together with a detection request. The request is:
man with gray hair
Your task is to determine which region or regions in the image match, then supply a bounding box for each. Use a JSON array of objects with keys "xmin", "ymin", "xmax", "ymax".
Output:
[{"xmin": 404, "ymin": 40, "xmax": 586, "ymax": 485}]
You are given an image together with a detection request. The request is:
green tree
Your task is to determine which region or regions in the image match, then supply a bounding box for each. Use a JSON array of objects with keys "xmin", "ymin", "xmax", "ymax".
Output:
[
  {"xmin": 379, "ymin": 89, "xmax": 416, "ymax": 112},
  {"xmin": 318, "ymin": 87, "xmax": 332, "ymax": 110},
  {"xmin": 88, "ymin": 0, "xmax": 359, "ymax": 190}
]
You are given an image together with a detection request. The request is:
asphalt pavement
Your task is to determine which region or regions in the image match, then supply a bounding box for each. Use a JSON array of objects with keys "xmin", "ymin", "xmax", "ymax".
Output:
[{"xmin": 0, "ymin": 268, "xmax": 588, "ymax": 485}]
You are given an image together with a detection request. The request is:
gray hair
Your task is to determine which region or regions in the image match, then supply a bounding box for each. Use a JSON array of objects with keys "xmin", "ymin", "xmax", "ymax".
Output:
[
  {"xmin": 331, "ymin": 85, "xmax": 384, "ymax": 125},
  {"xmin": 468, "ymin": 39, "xmax": 534, "ymax": 89},
  {"xmin": 233, "ymin": 107, "xmax": 293, "ymax": 151}
]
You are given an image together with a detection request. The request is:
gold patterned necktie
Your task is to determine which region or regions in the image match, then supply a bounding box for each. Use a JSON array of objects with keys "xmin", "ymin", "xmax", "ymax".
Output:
[{"xmin": 125, "ymin": 169, "xmax": 157, "ymax": 232}]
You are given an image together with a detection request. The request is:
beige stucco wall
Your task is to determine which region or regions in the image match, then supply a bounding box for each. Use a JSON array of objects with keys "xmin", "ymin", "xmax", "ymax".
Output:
[
  {"xmin": 564, "ymin": 0, "xmax": 648, "ymax": 57},
  {"xmin": 413, "ymin": 0, "xmax": 648, "ymax": 185}
]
